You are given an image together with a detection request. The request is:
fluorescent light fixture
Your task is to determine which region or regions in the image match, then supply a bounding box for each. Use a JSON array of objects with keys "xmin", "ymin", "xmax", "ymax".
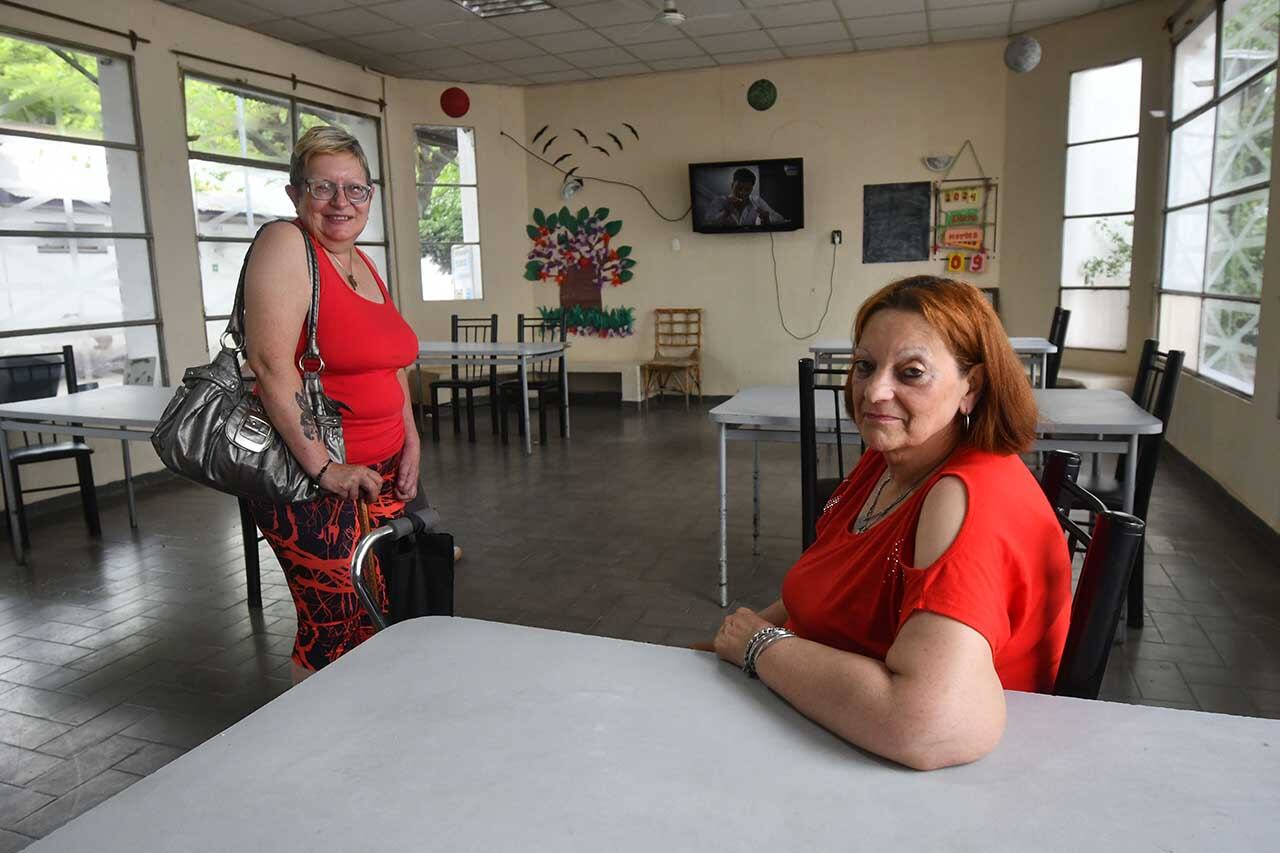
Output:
[{"xmin": 452, "ymin": 0, "xmax": 553, "ymax": 17}]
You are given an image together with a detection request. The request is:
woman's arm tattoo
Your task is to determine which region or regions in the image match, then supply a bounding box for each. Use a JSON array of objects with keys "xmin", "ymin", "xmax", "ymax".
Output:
[{"xmin": 295, "ymin": 391, "xmax": 317, "ymax": 440}]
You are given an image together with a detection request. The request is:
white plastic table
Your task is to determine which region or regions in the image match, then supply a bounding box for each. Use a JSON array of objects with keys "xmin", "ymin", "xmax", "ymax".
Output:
[
  {"xmin": 0, "ymin": 386, "xmax": 264, "ymax": 605},
  {"xmin": 810, "ymin": 336, "xmax": 1059, "ymax": 387},
  {"xmin": 417, "ymin": 340, "xmax": 570, "ymax": 455},
  {"xmin": 26, "ymin": 617, "xmax": 1280, "ymax": 852},
  {"xmin": 708, "ymin": 386, "xmax": 1162, "ymax": 607}
]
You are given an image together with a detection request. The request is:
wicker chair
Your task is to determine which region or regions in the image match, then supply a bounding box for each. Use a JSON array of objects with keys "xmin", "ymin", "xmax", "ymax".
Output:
[{"xmin": 640, "ymin": 308, "xmax": 702, "ymax": 410}]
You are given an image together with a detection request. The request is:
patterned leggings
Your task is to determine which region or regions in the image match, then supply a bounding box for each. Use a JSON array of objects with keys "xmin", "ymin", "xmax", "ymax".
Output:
[{"xmin": 249, "ymin": 453, "xmax": 405, "ymax": 671}]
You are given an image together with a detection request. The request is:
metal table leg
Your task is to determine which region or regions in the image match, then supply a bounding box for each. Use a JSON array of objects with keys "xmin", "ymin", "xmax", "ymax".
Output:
[
  {"xmin": 559, "ymin": 349, "xmax": 571, "ymax": 439},
  {"xmin": 121, "ymin": 441, "xmax": 137, "ymax": 528},
  {"xmin": 239, "ymin": 498, "xmax": 262, "ymax": 609},
  {"xmin": 718, "ymin": 424, "xmax": 728, "ymax": 608},
  {"xmin": 1040, "ymin": 353, "xmax": 1049, "ymax": 388},
  {"xmin": 0, "ymin": 426, "xmax": 23, "ymax": 564},
  {"xmin": 1124, "ymin": 435, "xmax": 1143, "ymax": 629},
  {"xmin": 520, "ymin": 356, "xmax": 532, "ymax": 456},
  {"xmin": 752, "ymin": 440, "xmax": 760, "ymax": 556}
]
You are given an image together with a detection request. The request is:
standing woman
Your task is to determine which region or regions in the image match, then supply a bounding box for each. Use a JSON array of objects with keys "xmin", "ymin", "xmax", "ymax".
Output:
[{"xmin": 243, "ymin": 126, "xmax": 419, "ymax": 680}]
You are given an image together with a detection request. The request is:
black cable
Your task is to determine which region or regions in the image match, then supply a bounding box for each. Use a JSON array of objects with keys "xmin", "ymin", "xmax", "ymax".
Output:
[
  {"xmin": 500, "ymin": 130, "xmax": 691, "ymax": 223},
  {"xmin": 771, "ymin": 232, "xmax": 837, "ymax": 341}
]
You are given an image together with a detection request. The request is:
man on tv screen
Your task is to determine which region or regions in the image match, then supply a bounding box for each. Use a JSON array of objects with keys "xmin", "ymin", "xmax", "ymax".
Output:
[{"xmin": 703, "ymin": 167, "xmax": 788, "ymax": 228}]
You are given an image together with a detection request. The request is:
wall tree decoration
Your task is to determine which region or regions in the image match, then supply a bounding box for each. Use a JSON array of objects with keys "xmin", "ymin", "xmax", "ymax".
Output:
[{"xmin": 524, "ymin": 205, "xmax": 637, "ymax": 337}]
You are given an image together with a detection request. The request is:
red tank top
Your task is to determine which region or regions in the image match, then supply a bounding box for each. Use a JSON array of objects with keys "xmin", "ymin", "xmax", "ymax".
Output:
[
  {"xmin": 781, "ymin": 446, "xmax": 1072, "ymax": 693},
  {"xmin": 293, "ymin": 230, "xmax": 418, "ymax": 465}
]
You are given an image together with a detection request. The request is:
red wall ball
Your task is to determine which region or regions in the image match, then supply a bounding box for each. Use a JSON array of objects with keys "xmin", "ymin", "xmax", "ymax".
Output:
[{"xmin": 441, "ymin": 87, "xmax": 470, "ymax": 118}]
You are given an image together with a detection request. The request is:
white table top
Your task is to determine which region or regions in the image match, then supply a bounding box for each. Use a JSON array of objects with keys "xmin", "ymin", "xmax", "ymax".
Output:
[
  {"xmin": 810, "ymin": 336, "xmax": 1057, "ymax": 355},
  {"xmin": 710, "ymin": 385, "xmax": 1162, "ymax": 435},
  {"xmin": 30, "ymin": 618, "xmax": 1280, "ymax": 852},
  {"xmin": 0, "ymin": 385, "xmax": 172, "ymax": 430},
  {"xmin": 417, "ymin": 340, "xmax": 569, "ymax": 359}
]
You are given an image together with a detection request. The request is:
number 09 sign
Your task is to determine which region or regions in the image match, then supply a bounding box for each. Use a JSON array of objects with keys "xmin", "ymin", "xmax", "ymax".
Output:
[{"xmin": 947, "ymin": 251, "xmax": 987, "ymax": 274}]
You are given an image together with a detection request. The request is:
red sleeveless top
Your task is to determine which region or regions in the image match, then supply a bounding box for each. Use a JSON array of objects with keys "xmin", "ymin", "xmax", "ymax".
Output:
[
  {"xmin": 293, "ymin": 229, "xmax": 418, "ymax": 465},
  {"xmin": 781, "ymin": 446, "xmax": 1072, "ymax": 693}
]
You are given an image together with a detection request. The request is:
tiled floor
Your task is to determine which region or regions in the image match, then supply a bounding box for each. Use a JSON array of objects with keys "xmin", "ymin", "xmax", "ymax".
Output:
[{"xmin": 0, "ymin": 399, "xmax": 1277, "ymax": 847}]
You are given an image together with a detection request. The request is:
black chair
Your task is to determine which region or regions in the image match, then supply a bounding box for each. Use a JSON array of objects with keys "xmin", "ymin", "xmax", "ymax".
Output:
[
  {"xmin": 498, "ymin": 314, "xmax": 566, "ymax": 446},
  {"xmin": 1077, "ymin": 339, "xmax": 1183, "ymax": 627},
  {"xmin": 1045, "ymin": 306, "xmax": 1071, "ymax": 388},
  {"xmin": 429, "ymin": 314, "xmax": 499, "ymax": 443},
  {"xmin": 799, "ymin": 358, "xmax": 854, "ymax": 550},
  {"xmin": 1039, "ymin": 451, "xmax": 1146, "ymax": 700},
  {"xmin": 0, "ymin": 345, "xmax": 100, "ymax": 548}
]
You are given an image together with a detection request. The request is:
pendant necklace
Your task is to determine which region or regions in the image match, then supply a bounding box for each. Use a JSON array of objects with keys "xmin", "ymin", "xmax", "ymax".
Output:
[
  {"xmin": 853, "ymin": 460, "xmax": 947, "ymax": 534},
  {"xmin": 327, "ymin": 248, "xmax": 359, "ymax": 290}
]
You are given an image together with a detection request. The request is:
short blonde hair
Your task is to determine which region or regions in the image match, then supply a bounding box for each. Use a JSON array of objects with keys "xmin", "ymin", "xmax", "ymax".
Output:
[{"xmin": 289, "ymin": 125, "xmax": 371, "ymax": 187}]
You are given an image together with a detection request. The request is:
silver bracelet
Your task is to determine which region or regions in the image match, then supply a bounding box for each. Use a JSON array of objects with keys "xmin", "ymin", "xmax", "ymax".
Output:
[{"xmin": 743, "ymin": 626, "xmax": 796, "ymax": 678}]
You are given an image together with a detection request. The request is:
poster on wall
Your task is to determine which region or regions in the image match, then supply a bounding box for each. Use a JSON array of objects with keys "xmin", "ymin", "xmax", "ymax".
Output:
[{"xmin": 523, "ymin": 206, "xmax": 637, "ymax": 337}]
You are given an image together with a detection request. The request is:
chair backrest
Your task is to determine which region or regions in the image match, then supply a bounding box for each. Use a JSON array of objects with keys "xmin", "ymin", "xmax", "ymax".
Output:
[
  {"xmin": 0, "ymin": 345, "xmax": 77, "ymax": 404},
  {"xmin": 654, "ymin": 308, "xmax": 702, "ymax": 360},
  {"xmin": 124, "ymin": 356, "xmax": 157, "ymax": 386},
  {"xmin": 1121, "ymin": 339, "xmax": 1185, "ymax": 520},
  {"xmin": 451, "ymin": 314, "xmax": 498, "ymax": 382},
  {"xmin": 799, "ymin": 358, "xmax": 852, "ymax": 550},
  {"xmin": 1046, "ymin": 306, "xmax": 1070, "ymax": 388},
  {"xmin": 516, "ymin": 313, "xmax": 566, "ymax": 376}
]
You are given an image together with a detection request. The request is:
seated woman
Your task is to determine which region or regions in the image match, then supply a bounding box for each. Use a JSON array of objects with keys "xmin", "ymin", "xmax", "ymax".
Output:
[{"xmin": 711, "ymin": 276, "xmax": 1071, "ymax": 771}]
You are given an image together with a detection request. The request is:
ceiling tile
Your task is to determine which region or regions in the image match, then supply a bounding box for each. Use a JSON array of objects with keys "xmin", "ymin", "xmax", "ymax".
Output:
[
  {"xmin": 555, "ymin": 0, "xmax": 607, "ymax": 6},
  {"xmin": 500, "ymin": 54, "xmax": 576, "ymax": 73},
  {"xmin": 590, "ymin": 62, "xmax": 655, "ymax": 76},
  {"xmin": 367, "ymin": 0, "xmax": 478, "ymax": 26},
  {"xmin": 529, "ymin": 29, "xmax": 614, "ymax": 51},
  {"xmin": 853, "ymin": 31, "xmax": 928, "ymax": 48},
  {"xmin": 445, "ymin": 63, "xmax": 512, "ymax": 82},
  {"xmin": 845, "ymin": 11, "xmax": 926, "ymax": 36},
  {"xmin": 566, "ymin": 1, "xmax": 655, "ymax": 27},
  {"xmin": 249, "ymin": 0, "xmax": 348, "ymax": 15},
  {"xmin": 306, "ymin": 38, "xmax": 382, "ymax": 64},
  {"xmin": 464, "ymin": 38, "xmax": 547, "ymax": 60},
  {"xmin": 366, "ymin": 56, "xmax": 421, "ymax": 74},
  {"xmin": 741, "ymin": 0, "xmax": 836, "ymax": 7},
  {"xmin": 713, "ymin": 46, "xmax": 785, "ymax": 63},
  {"xmin": 831, "ymin": 0, "xmax": 923, "ymax": 14},
  {"xmin": 767, "ymin": 21, "xmax": 849, "ymax": 45},
  {"xmin": 679, "ymin": 12, "xmax": 760, "ymax": 36},
  {"xmin": 303, "ymin": 7, "xmax": 401, "ymax": 34},
  {"xmin": 490, "ymin": 75, "xmax": 534, "ymax": 84},
  {"xmin": 1011, "ymin": 16, "xmax": 1069, "ymax": 32},
  {"xmin": 649, "ymin": 55, "xmax": 717, "ymax": 69},
  {"xmin": 930, "ymin": 22, "xmax": 1008, "ymax": 40},
  {"xmin": 249, "ymin": 18, "xmax": 332, "ymax": 42},
  {"xmin": 179, "ymin": 0, "xmax": 277, "ymax": 26},
  {"xmin": 425, "ymin": 19, "xmax": 511, "ymax": 44},
  {"xmin": 527, "ymin": 69, "xmax": 596, "ymax": 82},
  {"xmin": 928, "ymin": 0, "xmax": 1003, "ymax": 7},
  {"xmin": 752, "ymin": 0, "xmax": 840, "ymax": 27},
  {"xmin": 780, "ymin": 37, "xmax": 852, "ymax": 56},
  {"xmin": 929, "ymin": 3, "xmax": 1012, "ymax": 29},
  {"xmin": 626, "ymin": 38, "xmax": 705, "ymax": 59},
  {"xmin": 561, "ymin": 46, "xmax": 641, "ymax": 66},
  {"xmin": 695, "ymin": 29, "xmax": 774, "ymax": 51},
  {"xmin": 1012, "ymin": 0, "xmax": 1101, "ymax": 22},
  {"xmin": 397, "ymin": 46, "xmax": 478, "ymax": 67},
  {"xmin": 492, "ymin": 9, "xmax": 584, "ymax": 35},
  {"xmin": 353, "ymin": 29, "xmax": 443, "ymax": 53},
  {"xmin": 596, "ymin": 21, "xmax": 688, "ymax": 42},
  {"xmin": 666, "ymin": 0, "xmax": 749, "ymax": 14}
]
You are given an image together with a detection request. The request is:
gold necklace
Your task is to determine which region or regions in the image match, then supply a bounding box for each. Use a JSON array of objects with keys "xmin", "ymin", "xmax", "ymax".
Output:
[{"xmin": 326, "ymin": 247, "xmax": 359, "ymax": 290}]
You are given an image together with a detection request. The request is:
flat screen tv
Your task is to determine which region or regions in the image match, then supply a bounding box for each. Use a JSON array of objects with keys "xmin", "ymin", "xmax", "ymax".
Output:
[{"xmin": 689, "ymin": 158, "xmax": 804, "ymax": 234}]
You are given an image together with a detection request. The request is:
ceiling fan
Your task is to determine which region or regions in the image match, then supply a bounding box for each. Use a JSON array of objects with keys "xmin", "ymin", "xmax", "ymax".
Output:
[{"xmin": 623, "ymin": 0, "xmax": 742, "ymax": 32}]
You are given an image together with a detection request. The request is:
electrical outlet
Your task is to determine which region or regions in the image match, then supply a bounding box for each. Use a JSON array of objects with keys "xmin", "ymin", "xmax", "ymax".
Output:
[{"xmin": 831, "ymin": 229, "xmax": 842, "ymax": 245}]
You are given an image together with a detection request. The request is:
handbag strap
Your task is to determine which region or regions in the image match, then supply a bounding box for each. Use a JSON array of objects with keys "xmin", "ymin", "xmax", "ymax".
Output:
[{"xmin": 224, "ymin": 220, "xmax": 323, "ymax": 373}]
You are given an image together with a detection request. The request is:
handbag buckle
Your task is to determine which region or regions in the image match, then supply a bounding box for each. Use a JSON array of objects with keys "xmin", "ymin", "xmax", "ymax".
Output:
[{"xmin": 231, "ymin": 413, "xmax": 274, "ymax": 453}]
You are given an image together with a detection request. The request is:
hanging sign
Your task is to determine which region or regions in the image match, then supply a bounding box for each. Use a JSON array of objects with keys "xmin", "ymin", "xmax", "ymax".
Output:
[
  {"xmin": 942, "ymin": 226, "xmax": 983, "ymax": 250},
  {"xmin": 968, "ymin": 252, "xmax": 987, "ymax": 274},
  {"xmin": 947, "ymin": 252, "xmax": 965, "ymax": 273}
]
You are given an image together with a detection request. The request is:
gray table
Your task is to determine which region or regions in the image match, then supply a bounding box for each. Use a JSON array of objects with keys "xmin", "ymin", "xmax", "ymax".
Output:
[
  {"xmin": 417, "ymin": 340, "xmax": 571, "ymax": 456},
  {"xmin": 0, "ymin": 386, "xmax": 263, "ymax": 605},
  {"xmin": 810, "ymin": 335, "xmax": 1058, "ymax": 387},
  {"xmin": 708, "ymin": 385, "xmax": 1162, "ymax": 607},
  {"xmin": 28, "ymin": 617, "xmax": 1280, "ymax": 852}
]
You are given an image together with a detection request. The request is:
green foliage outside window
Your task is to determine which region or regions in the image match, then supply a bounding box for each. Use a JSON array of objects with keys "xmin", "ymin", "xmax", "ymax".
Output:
[{"xmin": 0, "ymin": 36, "xmax": 103, "ymax": 138}]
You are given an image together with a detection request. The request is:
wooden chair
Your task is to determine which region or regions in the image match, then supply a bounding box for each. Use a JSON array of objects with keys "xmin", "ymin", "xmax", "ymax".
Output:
[
  {"xmin": 498, "ymin": 314, "xmax": 566, "ymax": 445},
  {"xmin": 641, "ymin": 308, "xmax": 702, "ymax": 410},
  {"xmin": 1040, "ymin": 451, "xmax": 1147, "ymax": 700},
  {"xmin": 0, "ymin": 345, "xmax": 100, "ymax": 548},
  {"xmin": 430, "ymin": 314, "xmax": 499, "ymax": 443},
  {"xmin": 1046, "ymin": 306, "xmax": 1071, "ymax": 389},
  {"xmin": 799, "ymin": 358, "xmax": 854, "ymax": 550}
]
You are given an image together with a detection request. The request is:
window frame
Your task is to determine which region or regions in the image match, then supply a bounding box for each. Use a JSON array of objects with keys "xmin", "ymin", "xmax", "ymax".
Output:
[
  {"xmin": 1059, "ymin": 55, "xmax": 1145, "ymax": 353},
  {"xmin": 414, "ymin": 124, "xmax": 483, "ymax": 302},
  {"xmin": 0, "ymin": 26, "xmax": 166, "ymax": 382},
  {"xmin": 1158, "ymin": 1, "xmax": 1274, "ymax": 399},
  {"xmin": 180, "ymin": 71, "xmax": 393, "ymax": 351}
]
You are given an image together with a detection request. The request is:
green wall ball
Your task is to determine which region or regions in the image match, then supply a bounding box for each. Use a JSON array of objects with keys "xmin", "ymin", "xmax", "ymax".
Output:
[{"xmin": 747, "ymin": 79, "xmax": 777, "ymax": 111}]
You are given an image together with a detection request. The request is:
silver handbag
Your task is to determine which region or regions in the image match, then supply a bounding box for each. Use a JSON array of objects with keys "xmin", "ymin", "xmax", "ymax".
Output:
[{"xmin": 151, "ymin": 220, "xmax": 347, "ymax": 503}]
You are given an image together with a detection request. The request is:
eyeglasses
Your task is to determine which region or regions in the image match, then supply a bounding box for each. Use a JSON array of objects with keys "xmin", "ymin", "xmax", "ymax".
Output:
[{"xmin": 301, "ymin": 179, "xmax": 373, "ymax": 204}]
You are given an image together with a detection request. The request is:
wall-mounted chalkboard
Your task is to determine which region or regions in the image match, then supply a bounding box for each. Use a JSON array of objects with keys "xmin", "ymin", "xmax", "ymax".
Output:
[{"xmin": 862, "ymin": 182, "xmax": 931, "ymax": 263}]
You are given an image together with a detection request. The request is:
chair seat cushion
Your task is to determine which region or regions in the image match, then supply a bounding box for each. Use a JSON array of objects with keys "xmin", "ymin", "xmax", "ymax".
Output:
[{"xmin": 10, "ymin": 441, "xmax": 93, "ymax": 464}]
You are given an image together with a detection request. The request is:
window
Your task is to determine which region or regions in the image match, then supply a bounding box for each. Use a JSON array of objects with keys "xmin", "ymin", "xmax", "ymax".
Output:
[
  {"xmin": 415, "ymin": 126, "xmax": 482, "ymax": 301},
  {"xmin": 1159, "ymin": 0, "xmax": 1277, "ymax": 396},
  {"xmin": 1060, "ymin": 58, "xmax": 1144, "ymax": 351},
  {"xmin": 0, "ymin": 32, "xmax": 161, "ymax": 387},
  {"xmin": 182, "ymin": 75, "xmax": 391, "ymax": 356}
]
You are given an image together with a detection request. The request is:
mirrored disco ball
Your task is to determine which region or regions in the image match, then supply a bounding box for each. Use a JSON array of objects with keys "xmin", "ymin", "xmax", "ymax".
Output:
[{"xmin": 1004, "ymin": 35, "xmax": 1042, "ymax": 73}]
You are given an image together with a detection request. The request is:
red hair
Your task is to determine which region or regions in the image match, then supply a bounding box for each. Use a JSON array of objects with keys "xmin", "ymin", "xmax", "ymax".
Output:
[{"xmin": 846, "ymin": 276, "xmax": 1038, "ymax": 455}]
